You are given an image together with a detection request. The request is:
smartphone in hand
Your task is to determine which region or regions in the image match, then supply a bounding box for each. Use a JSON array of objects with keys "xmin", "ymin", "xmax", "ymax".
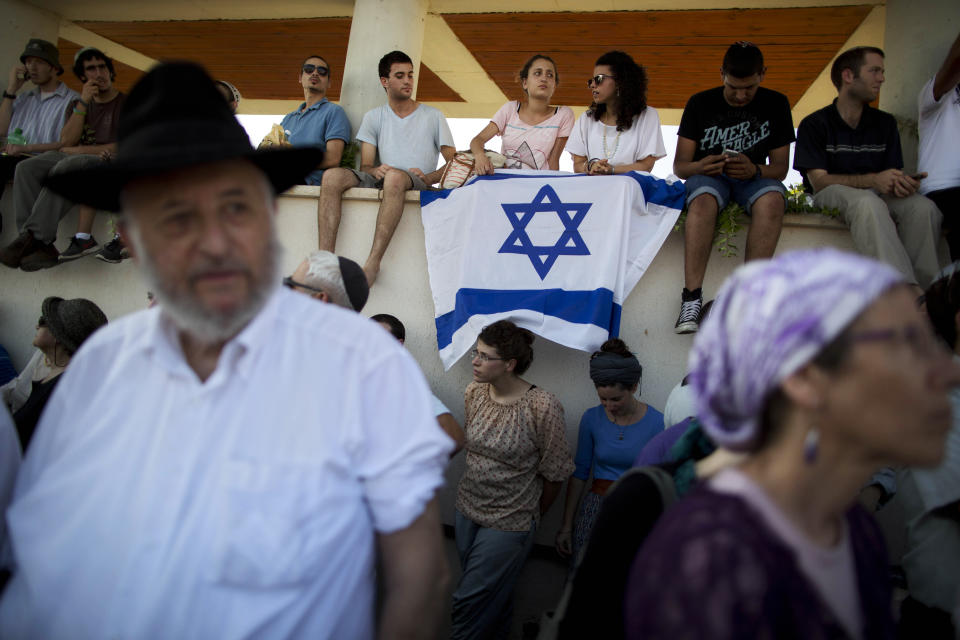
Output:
[{"xmin": 722, "ymin": 148, "xmax": 738, "ymax": 158}]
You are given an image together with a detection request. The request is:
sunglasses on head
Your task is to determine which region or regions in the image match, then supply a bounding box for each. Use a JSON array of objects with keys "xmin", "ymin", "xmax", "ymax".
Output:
[
  {"xmin": 302, "ymin": 64, "xmax": 329, "ymax": 77},
  {"xmin": 587, "ymin": 74, "xmax": 614, "ymax": 87}
]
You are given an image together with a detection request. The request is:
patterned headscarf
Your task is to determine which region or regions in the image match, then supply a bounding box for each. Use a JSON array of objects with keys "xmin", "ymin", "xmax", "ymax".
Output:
[{"xmin": 688, "ymin": 248, "xmax": 903, "ymax": 452}]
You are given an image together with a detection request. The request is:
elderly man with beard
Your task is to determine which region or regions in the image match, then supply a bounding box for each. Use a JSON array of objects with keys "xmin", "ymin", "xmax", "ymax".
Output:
[{"xmin": 0, "ymin": 63, "xmax": 452, "ymax": 640}]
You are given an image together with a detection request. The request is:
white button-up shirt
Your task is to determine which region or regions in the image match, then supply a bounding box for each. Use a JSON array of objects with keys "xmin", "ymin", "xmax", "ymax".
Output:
[{"xmin": 0, "ymin": 288, "xmax": 452, "ymax": 639}]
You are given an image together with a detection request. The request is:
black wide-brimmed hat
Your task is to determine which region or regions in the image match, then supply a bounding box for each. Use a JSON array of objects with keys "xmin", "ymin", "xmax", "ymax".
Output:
[
  {"xmin": 45, "ymin": 61, "xmax": 323, "ymax": 212},
  {"xmin": 41, "ymin": 296, "xmax": 108, "ymax": 355}
]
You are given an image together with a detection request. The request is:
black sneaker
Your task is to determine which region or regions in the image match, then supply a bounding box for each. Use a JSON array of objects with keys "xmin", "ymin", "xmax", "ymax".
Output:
[
  {"xmin": 59, "ymin": 235, "xmax": 99, "ymax": 261},
  {"xmin": 674, "ymin": 288, "xmax": 703, "ymax": 334},
  {"xmin": 95, "ymin": 237, "xmax": 128, "ymax": 263}
]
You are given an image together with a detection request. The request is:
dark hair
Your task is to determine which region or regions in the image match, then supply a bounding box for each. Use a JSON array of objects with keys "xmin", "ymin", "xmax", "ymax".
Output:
[
  {"xmin": 301, "ymin": 55, "xmax": 330, "ymax": 73},
  {"xmin": 518, "ymin": 54, "xmax": 559, "ymax": 96},
  {"xmin": 378, "ymin": 50, "xmax": 412, "ymax": 79},
  {"xmin": 591, "ymin": 338, "xmax": 642, "ymax": 391},
  {"xmin": 598, "ymin": 337, "xmax": 631, "ymax": 358},
  {"xmin": 371, "ymin": 313, "xmax": 406, "ymax": 342},
  {"xmin": 830, "ymin": 46, "xmax": 884, "ymax": 91},
  {"xmin": 755, "ymin": 328, "xmax": 853, "ymax": 450},
  {"xmin": 588, "ymin": 50, "xmax": 648, "ymax": 132},
  {"xmin": 721, "ymin": 41, "xmax": 764, "ymax": 79},
  {"xmin": 478, "ymin": 320, "xmax": 534, "ymax": 374},
  {"xmin": 926, "ymin": 270, "xmax": 960, "ymax": 350},
  {"xmin": 73, "ymin": 48, "xmax": 115, "ymax": 82}
]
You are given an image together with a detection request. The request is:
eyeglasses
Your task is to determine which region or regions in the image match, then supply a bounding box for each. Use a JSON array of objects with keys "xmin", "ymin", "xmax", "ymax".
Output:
[
  {"xmin": 283, "ymin": 276, "xmax": 327, "ymax": 296},
  {"xmin": 849, "ymin": 325, "xmax": 950, "ymax": 359},
  {"xmin": 302, "ymin": 64, "xmax": 329, "ymax": 77},
  {"xmin": 587, "ymin": 74, "xmax": 615, "ymax": 87},
  {"xmin": 470, "ymin": 348, "xmax": 505, "ymax": 363},
  {"xmin": 37, "ymin": 316, "xmax": 47, "ymax": 327}
]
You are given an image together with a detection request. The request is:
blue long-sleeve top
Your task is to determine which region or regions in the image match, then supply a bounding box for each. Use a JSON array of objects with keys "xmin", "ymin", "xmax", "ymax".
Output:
[{"xmin": 573, "ymin": 404, "xmax": 665, "ymax": 482}]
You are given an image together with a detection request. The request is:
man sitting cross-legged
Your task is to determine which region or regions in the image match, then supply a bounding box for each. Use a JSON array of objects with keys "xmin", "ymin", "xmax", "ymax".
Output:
[
  {"xmin": 673, "ymin": 42, "xmax": 795, "ymax": 334},
  {"xmin": 318, "ymin": 50, "xmax": 455, "ymax": 286}
]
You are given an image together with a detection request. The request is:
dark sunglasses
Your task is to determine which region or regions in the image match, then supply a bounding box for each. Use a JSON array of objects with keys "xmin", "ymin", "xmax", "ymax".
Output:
[
  {"xmin": 302, "ymin": 64, "xmax": 329, "ymax": 77},
  {"xmin": 37, "ymin": 316, "xmax": 47, "ymax": 327},
  {"xmin": 587, "ymin": 74, "xmax": 614, "ymax": 87},
  {"xmin": 283, "ymin": 276, "xmax": 327, "ymax": 295}
]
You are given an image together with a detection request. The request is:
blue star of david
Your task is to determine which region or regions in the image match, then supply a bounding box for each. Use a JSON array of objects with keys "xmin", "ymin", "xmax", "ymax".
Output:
[{"xmin": 498, "ymin": 185, "xmax": 591, "ymax": 280}]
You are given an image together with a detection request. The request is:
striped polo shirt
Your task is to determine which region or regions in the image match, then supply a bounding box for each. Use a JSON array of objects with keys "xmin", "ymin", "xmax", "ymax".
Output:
[{"xmin": 7, "ymin": 82, "xmax": 80, "ymax": 145}]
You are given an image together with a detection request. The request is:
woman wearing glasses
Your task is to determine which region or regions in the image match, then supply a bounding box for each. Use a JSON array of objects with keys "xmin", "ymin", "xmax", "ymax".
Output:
[
  {"xmin": 624, "ymin": 248, "xmax": 960, "ymax": 639},
  {"xmin": 567, "ymin": 50, "xmax": 666, "ymax": 176},
  {"xmin": 469, "ymin": 54, "xmax": 574, "ymax": 174},
  {"xmin": 451, "ymin": 320, "xmax": 574, "ymax": 639},
  {"xmin": 555, "ymin": 339, "xmax": 663, "ymax": 564},
  {"xmin": 13, "ymin": 297, "xmax": 107, "ymax": 451}
]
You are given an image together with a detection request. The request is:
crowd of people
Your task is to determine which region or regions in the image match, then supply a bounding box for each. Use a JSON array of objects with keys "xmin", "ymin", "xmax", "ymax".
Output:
[{"xmin": 0, "ymin": 27, "xmax": 958, "ymax": 640}]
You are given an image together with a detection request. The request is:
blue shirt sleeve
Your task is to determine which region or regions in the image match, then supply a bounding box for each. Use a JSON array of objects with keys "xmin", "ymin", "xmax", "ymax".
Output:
[
  {"xmin": 572, "ymin": 408, "xmax": 596, "ymax": 480},
  {"xmin": 326, "ymin": 105, "xmax": 352, "ymax": 143}
]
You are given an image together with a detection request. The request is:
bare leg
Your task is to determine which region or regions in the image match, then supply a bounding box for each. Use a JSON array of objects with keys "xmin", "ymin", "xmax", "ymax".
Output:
[
  {"xmin": 76, "ymin": 205, "xmax": 96, "ymax": 235},
  {"xmin": 744, "ymin": 192, "xmax": 784, "ymax": 262},
  {"xmin": 683, "ymin": 194, "xmax": 719, "ymax": 291},
  {"xmin": 363, "ymin": 169, "xmax": 413, "ymax": 286},
  {"xmin": 318, "ymin": 168, "xmax": 360, "ymax": 252}
]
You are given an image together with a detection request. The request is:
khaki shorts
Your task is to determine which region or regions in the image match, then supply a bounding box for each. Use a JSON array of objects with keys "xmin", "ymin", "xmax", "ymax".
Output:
[{"xmin": 347, "ymin": 168, "xmax": 431, "ymax": 191}]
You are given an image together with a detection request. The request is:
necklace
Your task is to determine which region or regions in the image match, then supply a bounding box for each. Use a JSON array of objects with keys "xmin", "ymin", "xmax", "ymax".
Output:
[
  {"xmin": 601, "ymin": 123, "xmax": 621, "ymax": 161},
  {"xmin": 608, "ymin": 401, "xmax": 640, "ymax": 440}
]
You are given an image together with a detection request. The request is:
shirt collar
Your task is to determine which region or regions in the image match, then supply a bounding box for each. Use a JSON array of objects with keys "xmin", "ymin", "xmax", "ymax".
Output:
[
  {"xmin": 299, "ymin": 97, "xmax": 330, "ymax": 113},
  {"xmin": 133, "ymin": 284, "xmax": 283, "ymax": 385},
  {"xmin": 30, "ymin": 82, "xmax": 69, "ymax": 100},
  {"xmin": 828, "ymin": 98, "xmax": 876, "ymax": 131}
]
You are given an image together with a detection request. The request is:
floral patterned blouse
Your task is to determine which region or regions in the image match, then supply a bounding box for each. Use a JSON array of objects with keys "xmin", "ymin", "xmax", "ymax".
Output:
[{"xmin": 456, "ymin": 381, "xmax": 574, "ymax": 531}]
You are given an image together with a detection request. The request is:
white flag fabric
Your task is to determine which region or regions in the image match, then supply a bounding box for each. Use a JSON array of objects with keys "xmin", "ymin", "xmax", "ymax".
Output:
[{"xmin": 420, "ymin": 169, "xmax": 686, "ymax": 370}]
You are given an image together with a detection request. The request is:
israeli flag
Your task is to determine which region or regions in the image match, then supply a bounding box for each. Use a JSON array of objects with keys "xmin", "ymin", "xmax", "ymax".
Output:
[{"xmin": 421, "ymin": 170, "xmax": 686, "ymax": 369}]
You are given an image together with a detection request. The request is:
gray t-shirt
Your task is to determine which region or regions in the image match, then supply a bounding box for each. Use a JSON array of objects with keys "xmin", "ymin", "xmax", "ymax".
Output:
[{"xmin": 356, "ymin": 103, "xmax": 454, "ymax": 173}]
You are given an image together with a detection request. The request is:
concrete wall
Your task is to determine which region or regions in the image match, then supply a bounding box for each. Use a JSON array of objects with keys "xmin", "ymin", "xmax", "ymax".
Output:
[
  {"xmin": 0, "ymin": 185, "xmax": 861, "ymax": 541},
  {"xmin": 880, "ymin": 0, "xmax": 959, "ymax": 172},
  {"xmin": 0, "ymin": 0, "xmax": 60, "ymax": 86}
]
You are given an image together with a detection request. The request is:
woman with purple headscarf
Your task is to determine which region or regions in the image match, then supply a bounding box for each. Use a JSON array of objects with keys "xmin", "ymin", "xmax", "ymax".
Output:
[{"xmin": 624, "ymin": 248, "xmax": 960, "ymax": 639}]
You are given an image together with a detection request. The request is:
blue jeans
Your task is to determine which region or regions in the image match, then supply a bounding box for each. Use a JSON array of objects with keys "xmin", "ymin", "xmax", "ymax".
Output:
[
  {"xmin": 684, "ymin": 174, "xmax": 785, "ymax": 215},
  {"xmin": 450, "ymin": 510, "xmax": 536, "ymax": 640}
]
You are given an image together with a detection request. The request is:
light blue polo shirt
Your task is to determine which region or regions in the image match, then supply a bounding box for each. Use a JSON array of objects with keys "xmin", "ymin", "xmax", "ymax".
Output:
[{"xmin": 280, "ymin": 98, "xmax": 352, "ymax": 186}]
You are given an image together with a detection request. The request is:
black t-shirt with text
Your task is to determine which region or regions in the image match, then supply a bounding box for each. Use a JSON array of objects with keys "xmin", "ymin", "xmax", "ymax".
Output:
[{"xmin": 678, "ymin": 86, "xmax": 795, "ymax": 164}]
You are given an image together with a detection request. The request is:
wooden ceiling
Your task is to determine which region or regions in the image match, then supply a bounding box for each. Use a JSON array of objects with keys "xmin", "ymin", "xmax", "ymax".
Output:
[
  {"xmin": 445, "ymin": 6, "xmax": 873, "ymax": 107},
  {"xmin": 58, "ymin": 5, "xmax": 872, "ymax": 108},
  {"xmin": 60, "ymin": 18, "xmax": 462, "ymax": 102}
]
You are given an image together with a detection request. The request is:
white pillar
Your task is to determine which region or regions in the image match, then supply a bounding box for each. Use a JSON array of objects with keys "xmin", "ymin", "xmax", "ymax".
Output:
[
  {"xmin": 338, "ymin": 0, "xmax": 428, "ymax": 138},
  {"xmin": 880, "ymin": 0, "xmax": 959, "ymax": 172},
  {"xmin": 1, "ymin": 0, "xmax": 61, "ymax": 84}
]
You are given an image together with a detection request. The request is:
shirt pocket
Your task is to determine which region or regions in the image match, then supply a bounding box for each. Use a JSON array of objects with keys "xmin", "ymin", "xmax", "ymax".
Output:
[{"xmin": 209, "ymin": 459, "xmax": 344, "ymax": 589}]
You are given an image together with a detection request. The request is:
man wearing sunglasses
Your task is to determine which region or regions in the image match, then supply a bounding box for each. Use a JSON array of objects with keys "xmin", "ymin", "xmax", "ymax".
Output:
[
  {"xmin": 673, "ymin": 42, "xmax": 795, "ymax": 334},
  {"xmin": 279, "ymin": 55, "xmax": 351, "ymax": 187}
]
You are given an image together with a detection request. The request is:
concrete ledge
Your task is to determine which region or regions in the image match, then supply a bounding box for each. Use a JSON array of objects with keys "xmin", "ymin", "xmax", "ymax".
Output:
[
  {"xmin": 0, "ymin": 183, "xmax": 863, "ymax": 542},
  {"xmin": 280, "ymin": 185, "xmax": 852, "ymax": 231}
]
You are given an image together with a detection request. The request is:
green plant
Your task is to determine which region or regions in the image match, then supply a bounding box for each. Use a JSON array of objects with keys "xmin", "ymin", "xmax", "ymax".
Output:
[
  {"xmin": 340, "ymin": 140, "xmax": 360, "ymax": 169},
  {"xmin": 673, "ymin": 183, "xmax": 841, "ymax": 258}
]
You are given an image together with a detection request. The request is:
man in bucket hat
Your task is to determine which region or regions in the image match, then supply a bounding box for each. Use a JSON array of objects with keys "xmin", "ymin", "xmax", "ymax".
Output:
[
  {"xmin": 0, "ymin": 62, "xmax": 452, "ymax": 640},
  {"xmin": 0, "ymin": 39, "xmax": 79, "ymax": 189}
]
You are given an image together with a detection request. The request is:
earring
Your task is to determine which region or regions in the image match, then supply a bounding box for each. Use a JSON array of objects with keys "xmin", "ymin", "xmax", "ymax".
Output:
[{"xmin": 803, "ymin": 428, "xmax": 819, "ymax": 464}]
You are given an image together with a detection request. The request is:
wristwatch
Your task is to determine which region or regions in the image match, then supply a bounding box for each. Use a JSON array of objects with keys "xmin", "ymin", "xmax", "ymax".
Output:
[
  {"xmin": 2, "ymin": 91, "xmax": 16, "ymax": 101},
  {"xmin": 754, "ymin": 163, "xmax": 762, "ymax": 179}
]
